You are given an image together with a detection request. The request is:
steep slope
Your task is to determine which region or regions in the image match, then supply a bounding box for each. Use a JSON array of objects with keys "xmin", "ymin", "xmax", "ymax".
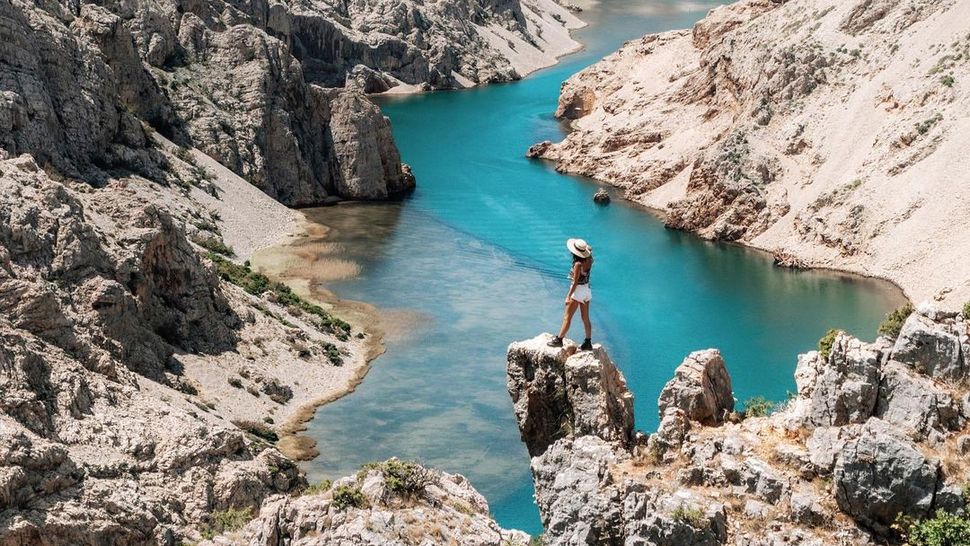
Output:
[
  {"xmin": 533, "ymin": 0, "xmax": 970, "ymax": 308},
  {"xmin": 508, "ymin": 311, "xmax": 970, "ymax": 545}
]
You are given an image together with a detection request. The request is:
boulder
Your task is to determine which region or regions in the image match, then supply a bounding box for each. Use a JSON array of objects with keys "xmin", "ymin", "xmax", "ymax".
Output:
[
  {"xmin": 593, "ymin": 189, "xmax": 611, "ymax": 204},
  {"xmin": 530, "ymin": 436, "xmax": 628, "ymax": 544},
  {"xmin": 891, "ymin": 313, "xmax": 965, "ymax": 380},
  {"xmin": 657, "ymin": 349, "xmax": 734, "ymax": 425},
  {"xmin": 833, "ymin": 418, "xmax": 939, "ymax": 534},
  {"xmin": 507, "ymin": 334, "xmax": 634, "ymax": 456},
  {"xmin": 793, "ymin": 333, "xmax": 882, "ymax": 427},
  {"xmin": 874, "ymin": 361, "xmax": 961, "ymax": 439},
  {"xmin": 526, "ymin": 140, "xmax": 553, "ymax": 158}
]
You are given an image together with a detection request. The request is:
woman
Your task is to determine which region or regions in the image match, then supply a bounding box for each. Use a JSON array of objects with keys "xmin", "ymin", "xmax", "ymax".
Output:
[{"xmin": 548, "ymin": 238, "xmax": 594, "ymax": 350}]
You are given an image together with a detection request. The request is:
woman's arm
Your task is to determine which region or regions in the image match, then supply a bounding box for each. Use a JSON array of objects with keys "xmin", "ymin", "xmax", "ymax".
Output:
[{"xmin": 565, "ymin": 262, "xmax": 580, "ymax": 303}]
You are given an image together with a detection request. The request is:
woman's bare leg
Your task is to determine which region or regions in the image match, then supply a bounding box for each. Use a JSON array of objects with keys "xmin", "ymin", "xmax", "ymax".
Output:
[
  {"xmin": 580, "ymin": 302, "xmax": 592, "ymax": 339},
  {"xmin": 557, "ymin": 300, "xmax": 579, "ymax": 339}
]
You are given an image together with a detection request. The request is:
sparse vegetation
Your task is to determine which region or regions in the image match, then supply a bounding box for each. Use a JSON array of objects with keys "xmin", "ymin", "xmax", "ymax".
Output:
[
  {"xmin": 818, "ymin": 328, "xmax": 841, "ymax": 359},
  {"xmin": 963, "ymin": 301, "xmax": 970, "ymax": 320},
  {"xmin": 192, "ymin": 234, "xmax": 235, "ymax": 257},
  {"xmin": 303, "ymin": 479, "xmax": 332, "ymax": 496},
  {"xmin": 941, "ymin": 74, "xmax": 955, "ymax": 87},
  {"xmin": 207, "ymin": 253, "xmax": 351, "ymax": 336},
  {"xmin": 742, "ymin": 396, "xmax": 775, "ymax": 418},
  {"xmin": 331, "ymin": 485, "xmax": 368, "ymax": 510},
  {"xmin": 897, "ymin": 510, "xmax": 970, "ymax": 546},
  {"xmin": 671, "ymin": 504, "xmax": 707, "ymax": 529},
  {"xmin": 228, "ymin": 377, "xmax": 243, "ymax": 389},
  {"xmin": 915, "ymin": 113, "xmax": 944, "ymax": 135},
  {"xmin": 201, "ymin": 507, "xmax": 253, "ymax": 539},
  {"xmin": 322, "ymin": 342, "xmax": 344, "ymax": 365},
  {"xmin": 358, "ymin": 460, "xmax": 433, "ymax": 498},
  {"xmin": 233, "ymin": 420, "xmax": 279, "ymax": 443},
  {"xmin": 878, "ymin": 302, "xmax": 914, "ymax": 338}
]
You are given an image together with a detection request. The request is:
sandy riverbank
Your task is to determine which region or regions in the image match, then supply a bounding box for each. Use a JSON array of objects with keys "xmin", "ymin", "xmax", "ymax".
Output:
[{"xmin": 151, "ymin": 133, "xmax": 388, "ymax": 461}]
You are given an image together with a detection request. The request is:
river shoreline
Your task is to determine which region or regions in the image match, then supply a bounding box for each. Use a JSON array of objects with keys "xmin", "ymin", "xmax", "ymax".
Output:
[{"xmin": 247, "ymin": 214, "xmax": 389, "ymax": 460}]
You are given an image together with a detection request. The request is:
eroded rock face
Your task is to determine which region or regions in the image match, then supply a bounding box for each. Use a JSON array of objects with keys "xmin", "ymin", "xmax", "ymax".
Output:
[
  {"xmin": 833, "ymin": 419, "xmax": 940, "ymax": 534},
  {"xmin": 3, "ymin": 0, "xmax": 581, "ymax": 206},
  {"xmin": 509, "ymin": 314, "xmax": 970, "ymax": 545},
  {"xmin": 507, "ymin": 334, "xmax": 634, "ymax": 457},
  {"xmin": 0, "ymin": 158, "xmax": 304, "ymax": 545},
  {"xmin": 792, "ymin": 333, "xmax": 883, "ymax": 427}
]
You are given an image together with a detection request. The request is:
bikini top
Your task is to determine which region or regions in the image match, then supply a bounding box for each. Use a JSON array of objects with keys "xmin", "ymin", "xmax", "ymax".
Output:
[{"xmin": 572, "ymin": 260, "xmax": 592, "ymax": 285}]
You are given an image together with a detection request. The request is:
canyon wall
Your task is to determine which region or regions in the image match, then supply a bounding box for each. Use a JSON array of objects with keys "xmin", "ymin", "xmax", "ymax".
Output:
[
  {"xmin": 507, "ymin": 310, "xmax": 970, "ymax": 545},
  {"xmin": 533, "ymin": 0, "xmax": 970, "ymax": 308}
]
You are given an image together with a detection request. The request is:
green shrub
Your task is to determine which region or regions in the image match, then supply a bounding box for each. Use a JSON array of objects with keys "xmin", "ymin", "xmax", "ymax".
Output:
[
  {"xmin": 303, "ymin": 479, "xmax": 332, "ymax": 496},
  {"xmin": 331, "ymin": 485, "xmax": 368, "ymax": 510},
  {"xmin": 207, "ymin": 253, "xmax": 351, "ymax": 335},
  {"xmin": 942, "ymin": 74, "xmax": 956, "ymax": 87},
  {"xmin": 878, "ymin": 302, "xmax": 914, "ymax": 338},
  {"xmin": 899, "ymin": 510, "xmax": 970, "ymax": 546},
  {"xmin": 671, "ymin": 504, "xmax": 707, "ymax": 529},
  {"xmin": 963, "ymin": 301, "xmax": 970, "ymax": 320},
  {"xmin": 915, "ymin": 113, "xmax": 943, "ymax": 135},
  {"xmin": 192, "ymin": 234, "xmax": 234, "ymax": 257},
  {"xmin": 818, "ymin": 328, "xmax": 841, "ymax": 360},
  {"xmin": 742, "ymin": 396, "xmax": 775, "ymax": 418},
  {"xmin": 201, "ymin": 506, "xmax": 252, "ymax": 539},
  {"xmin": 358, "ymin": 460, "xmax": 432, "ymax": 498},
  {"xmin": 228, "ymin": 377, "xmax": 242, "ymax": 389},
  {"xmin": 232, "ymin": 420, "xmax": 278, "ymax": 443}
]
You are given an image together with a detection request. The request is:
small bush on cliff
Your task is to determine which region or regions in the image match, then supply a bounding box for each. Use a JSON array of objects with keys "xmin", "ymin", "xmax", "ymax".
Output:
[
  {"xmin": 818, "ymin": 328, "xmax": 841, "ymax": 360},
  {"xmin": 201, "ymin": 506, "xmax": 253, "ymax": 539},
  {"xmin": 332, "ymin": 485, "xmax": 368, "ymax": 510},
  {"xmin": 358, "ymin": 460, "xmax": 433, "ymax": 498},
  {"xmin": 303, "ymin": 479, "xmax": 332, "ymax": 496},
  {"xmin": 897, "ymin": 510, "xmax": 970, "ymax": 546},
  {"xmin": 878, "ymin": 302, "xmax": 914, "ymax": 338},
  {"xmin": 671, "ymin": 505, "xmax": 707, "ymax": 529},
  {"xmin": 962, "ymin": 301, "xmax": 970, "ymax": 320},
  {"xmin": 192, "ymin": 234, "xmax": 235, "ymax": 257},
  {"xmin": 741, "ymin": 396, "xmax": 775, "ymax": 418}
]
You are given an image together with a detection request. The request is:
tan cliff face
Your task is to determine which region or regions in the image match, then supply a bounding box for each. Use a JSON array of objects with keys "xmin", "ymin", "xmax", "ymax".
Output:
[
  {"xmin": 507, "ymin": 314, "xmax": 970, "ymax": 545},
  {"xmin": 536, "ymin": 0, "xmax": 970, "ymax": 308}
]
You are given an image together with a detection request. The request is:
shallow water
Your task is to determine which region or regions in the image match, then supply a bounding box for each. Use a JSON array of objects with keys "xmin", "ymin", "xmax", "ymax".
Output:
[{"xmin": 292, "ymin": 0, "xmax": 905, "ymax": 533}]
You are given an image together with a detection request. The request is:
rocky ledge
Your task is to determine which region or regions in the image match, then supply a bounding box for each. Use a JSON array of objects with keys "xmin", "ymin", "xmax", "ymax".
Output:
[
  {"xmin": 201, "ymin": 459, "xmax": 526, "ymax": 546},
  {"xmin": 508, "ymin": 309, "xmax": 970, "ymax": 545},
  {"xmin": 532, "ymin": 0, "xmax": 970, "ymax": 307}
]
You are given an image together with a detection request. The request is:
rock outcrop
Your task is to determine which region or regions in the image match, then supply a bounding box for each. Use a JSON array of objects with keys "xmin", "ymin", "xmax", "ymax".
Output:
[
  {"xmin": 508, "ymin": 308, "xmax": 970, "ymax": 545},
  {"xmin": 201, "ymin": 460, "xmax": 526, "ymax": 546},
  {"xmin": 533, "ymin": 0, "xmax": 970, "ymax": 307}
]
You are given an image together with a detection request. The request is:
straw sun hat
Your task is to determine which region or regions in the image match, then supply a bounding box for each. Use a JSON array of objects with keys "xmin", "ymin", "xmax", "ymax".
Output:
[{"xmin": 566, "ymin": 238, "xmax": 592, "ymax": 259}]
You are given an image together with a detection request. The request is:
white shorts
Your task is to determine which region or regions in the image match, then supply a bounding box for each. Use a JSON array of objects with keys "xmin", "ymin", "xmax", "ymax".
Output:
[{"xmin": 571, "ymin": 284, "xmax": 592, "ymax": 303}]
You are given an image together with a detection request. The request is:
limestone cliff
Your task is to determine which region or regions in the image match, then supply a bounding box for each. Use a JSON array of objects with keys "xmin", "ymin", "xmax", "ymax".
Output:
[
  {"xmin": 1, "ymin": 0, "xmax": 579, "ymax": 206},
  {"xmin": 533, "ymin": 0, "xmax": 970, "ymax": 308},
  {"xmin": 508, "ymin": 315, "xmax": 970, "ymax": 545}
]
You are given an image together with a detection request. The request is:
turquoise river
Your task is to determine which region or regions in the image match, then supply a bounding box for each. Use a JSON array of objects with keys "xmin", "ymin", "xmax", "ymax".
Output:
[{"xmin": 292, "ymin": 0, "xmax": 905, "ymax": 534}]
